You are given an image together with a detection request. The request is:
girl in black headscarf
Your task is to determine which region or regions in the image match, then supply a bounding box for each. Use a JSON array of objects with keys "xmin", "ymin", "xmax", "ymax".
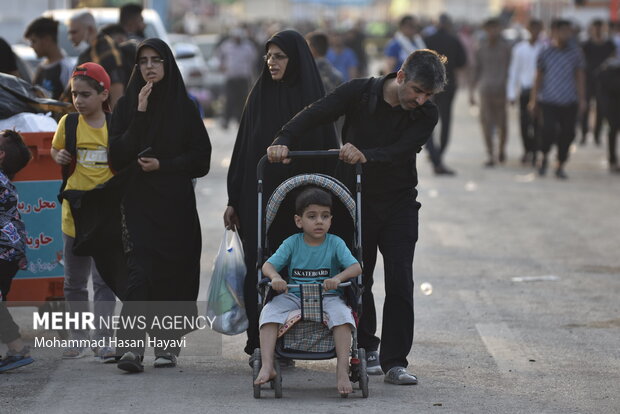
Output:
[
  {"xmin": 109, "ymin": 38, "xmax": 211, "ymax": 372},
  {"xmin": 224, "ymin": 30, "xmax": 339, "ymax": 357}
]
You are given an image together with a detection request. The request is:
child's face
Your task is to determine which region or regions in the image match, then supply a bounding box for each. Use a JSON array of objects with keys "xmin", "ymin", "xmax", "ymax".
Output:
[
  {"xmin": 295, "ymin": 204, "xmax": 332, "ymax": 241},
  {"xmin": 70, "ymin": 78, "xmax": 108, "ymax": 116}
]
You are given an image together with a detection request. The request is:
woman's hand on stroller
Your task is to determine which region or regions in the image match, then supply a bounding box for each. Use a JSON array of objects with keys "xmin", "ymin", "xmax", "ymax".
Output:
[
  {"xmin": 223, "ymin": 206, "xmax": 240, "ymax": 231},
  {"xmin": 267, "ymin": 145, "xmax": 291, "ymax": 164},
  {"xmin": 270, "ymin": 276, "xmax": 288, "ymax": 293}
]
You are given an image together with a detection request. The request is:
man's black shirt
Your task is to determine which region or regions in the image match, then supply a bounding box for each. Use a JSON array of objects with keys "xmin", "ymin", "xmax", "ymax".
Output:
[
  {"xmin": 277, "ymin": 73, "xmax": 438, "ymax": 203},
  {"xmin": 77, "ymin": 33, "xmax": 125, "ymax": 86},
  {"xmin": 425, "ymin": 29, "xmax": 466, "ymax": 90}
]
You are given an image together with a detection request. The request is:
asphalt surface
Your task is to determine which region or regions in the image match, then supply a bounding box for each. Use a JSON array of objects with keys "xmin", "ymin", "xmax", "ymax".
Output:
[{"xmin": 2, "ymin": 92, "xmax": 619, "ymax": 413}]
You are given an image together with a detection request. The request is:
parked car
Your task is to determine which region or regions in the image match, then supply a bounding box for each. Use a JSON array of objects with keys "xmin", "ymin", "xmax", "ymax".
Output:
[
  {"xmin": 167, "ymin": 34, "xmax": 212, "ymax": 115},
  {"xmin": 168, "ymin": 34, "xmax": 206, "ymax": 89}
]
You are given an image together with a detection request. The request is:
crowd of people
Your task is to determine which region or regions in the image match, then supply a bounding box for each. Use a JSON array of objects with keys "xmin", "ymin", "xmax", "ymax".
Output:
[
  {"xmin": 213, "ymin": 14, "xmax": 619, "ymax": 178},
  {"xmin": 0, "ymin": 6, "xmax": 619, "ymax": 398}
]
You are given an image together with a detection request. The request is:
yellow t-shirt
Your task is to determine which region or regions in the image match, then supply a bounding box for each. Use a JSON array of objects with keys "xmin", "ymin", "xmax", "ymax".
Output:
[{"xmin": 52, "ymin": 114, "xmax": 114, "ymax": 237}]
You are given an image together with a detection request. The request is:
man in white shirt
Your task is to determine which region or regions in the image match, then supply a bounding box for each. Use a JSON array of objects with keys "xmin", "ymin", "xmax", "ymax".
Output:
[
  {"xmin": 507, "ymin": 19, "xmax": 544, "ymax": 166},
  {"xmin": 218, "ymin": 28, "xmax": 258, "ymax": 129}
]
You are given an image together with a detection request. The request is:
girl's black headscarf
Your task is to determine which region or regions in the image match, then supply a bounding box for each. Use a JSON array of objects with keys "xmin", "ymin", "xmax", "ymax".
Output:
[{"xmin": 122, "ymin": 38, "xmax": 194, "ymax": 153}]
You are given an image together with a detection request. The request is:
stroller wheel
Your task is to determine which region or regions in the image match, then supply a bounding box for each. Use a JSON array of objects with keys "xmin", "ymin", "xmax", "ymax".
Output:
[
  {"xmin": 252, "ymin": 348, "xmax": 262, "ymax": 399},
  {"xmin": 274, "ymin": 357, "xmax": 283, "ymax": 398},
  {"xmin": 358, "ymin": 348, "xmax": 369, "ymax": 398}
]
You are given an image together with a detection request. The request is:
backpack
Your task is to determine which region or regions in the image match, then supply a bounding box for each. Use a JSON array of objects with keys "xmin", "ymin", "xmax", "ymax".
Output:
[
  {"xmin": 360, "ymin": 77, "xmax": 382, "ymax": 115},
  {"xmin": 57, "ymin": 112, "xmax": 112, "ymax": 201},
  {"xmin": 340, "ymin": 77, "xmax": 381, "ymax": 141}
]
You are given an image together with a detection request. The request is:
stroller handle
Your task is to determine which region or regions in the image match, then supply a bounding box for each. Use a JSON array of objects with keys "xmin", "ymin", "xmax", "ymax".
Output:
[
  {"xmin": 257, "ymin": 150, "xmax": 362, "ymax": 179},
  {"xmin": 267, "ymin": 281, "xmax": 352, "ymax": 288},
  {"xmin": 285, "ymin": 150, "xmax": 341, "ymax": 158}
]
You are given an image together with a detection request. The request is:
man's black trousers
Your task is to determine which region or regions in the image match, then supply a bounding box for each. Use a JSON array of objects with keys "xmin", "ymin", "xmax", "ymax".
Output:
[
  {"xmin": 357, "ymin": 192, "xmax": 419, "ymax": 373},
  {"xmin": 519, "ymin": 89, "xmax": 538, "ymax": 155},
  {"xmin": 426, "ymin": 85, "xmax": 457, "ymax": 167},
  {"xmin": 539, "ymin": 103, "xmax": 578, "ymax": 164}
]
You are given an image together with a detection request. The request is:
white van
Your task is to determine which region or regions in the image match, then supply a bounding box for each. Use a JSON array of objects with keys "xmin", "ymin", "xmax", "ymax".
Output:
[{"xmin": 42, "ymin": 8, "xmax": 169, "ymax": 61}]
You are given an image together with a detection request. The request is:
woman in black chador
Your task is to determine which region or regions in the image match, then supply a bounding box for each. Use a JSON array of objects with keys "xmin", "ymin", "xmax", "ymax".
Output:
[
  {"xmin": 109, "ymin": 38, "xmax": 212, "ymax": 372},
  {"xmin": 224, "ymin": 30, "xmax": 339, "ymax": 357}
]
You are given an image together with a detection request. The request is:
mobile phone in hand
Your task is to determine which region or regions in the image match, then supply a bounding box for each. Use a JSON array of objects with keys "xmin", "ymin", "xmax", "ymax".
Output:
[{"xmin": 138, "ymin": 147, "xmax": 155, "ymax": 158}]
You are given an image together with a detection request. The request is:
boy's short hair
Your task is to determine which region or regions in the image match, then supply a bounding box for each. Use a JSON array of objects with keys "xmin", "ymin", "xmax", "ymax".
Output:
[
  {"xmin": 295, "ymin": 187, "xmax": 332, "ymax": 216},
  {"xmin": 24, "ymin": 17, "xmax": 59, "ymax": 43},
  {"xmin": 0, "ymin": 130, "xmax": 32, "ymax": 179}
]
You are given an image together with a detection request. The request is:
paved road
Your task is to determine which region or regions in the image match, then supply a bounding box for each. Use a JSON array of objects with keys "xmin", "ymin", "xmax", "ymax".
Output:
[{"xmin": 2, "ymin": 92, "xmax": 619, "ymax": 413}]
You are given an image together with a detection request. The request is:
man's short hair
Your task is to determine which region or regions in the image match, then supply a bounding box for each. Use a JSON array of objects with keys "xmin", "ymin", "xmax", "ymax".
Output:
[
  {"xmin": 438, "ymin": 13, "xmax": 452, "ymax": 28},
  {"xmin": 101, "ymin": 24, "xmax": 127, "ymax": 38},
  {"xmin": 306, "ymin": 31, "xmax": 329, "ymax": 57},
  {"xmin": 70, "ymin": 11, "xmax": 96, "ymax": 29},
  {"xmin": 399, "ymin": 15, "xmax": 415, "ymax": 29},
  {"xmin": 401, "ymin": 49, "xmax": 447, "ymax": 93},
  {"xmin": 551, "ymin": 19, "xmax": 572, "ymax": 30},
  {"xmin": 0, "ymin": 130, "xmax": 32, "ymax": 179},
  {"xmin": 120, "ymin": 3, "xmax": 143, "ymax": 26},
  {"xmin": 295, "ymin": 187, "xmax": 332, "ymax": 216},
  {"xmin": 24, "ymin": 17, "xmax": 59, "ymax": 42}
]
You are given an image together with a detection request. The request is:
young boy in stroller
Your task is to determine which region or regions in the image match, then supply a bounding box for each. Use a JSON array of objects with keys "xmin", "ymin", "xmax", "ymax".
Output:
[{"xmin": 254, "ymin": 187, "xmax": 362, "ymax": 396}]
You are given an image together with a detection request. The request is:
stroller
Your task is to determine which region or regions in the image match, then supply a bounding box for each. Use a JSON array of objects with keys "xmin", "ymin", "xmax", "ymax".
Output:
[{"xmin": 252, "ymin": 150, "xmax": 369, "ymax": 399}]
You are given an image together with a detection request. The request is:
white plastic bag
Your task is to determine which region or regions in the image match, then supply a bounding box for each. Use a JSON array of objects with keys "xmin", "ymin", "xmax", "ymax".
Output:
[
  {"xmin": 0, "ymin": 112, "xmax": 57, "ymax": 132},
  {"xmin": 206, "ymin": 229, "xmax": 248, "ymax": 335}
]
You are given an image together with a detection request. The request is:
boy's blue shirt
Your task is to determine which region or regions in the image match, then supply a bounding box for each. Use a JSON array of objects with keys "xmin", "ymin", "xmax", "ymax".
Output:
[{"xmin": 267, "ymin": 233, "xmax": 358, "ymax": 297}]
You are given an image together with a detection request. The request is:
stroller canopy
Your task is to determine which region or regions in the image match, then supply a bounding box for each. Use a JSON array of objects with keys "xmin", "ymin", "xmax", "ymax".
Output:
[{"xmin": 265, "ymin": 174, "xmax": 356, "ymax": 232}]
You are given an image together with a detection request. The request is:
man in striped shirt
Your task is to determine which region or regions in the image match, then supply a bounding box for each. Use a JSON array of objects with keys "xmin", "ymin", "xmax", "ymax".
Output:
[{"xmin": 529, "ymin": 19, "xmax": 586, "ymax": 179}]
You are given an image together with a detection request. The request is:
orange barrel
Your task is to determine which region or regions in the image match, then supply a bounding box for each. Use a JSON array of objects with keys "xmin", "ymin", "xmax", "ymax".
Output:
[{"xmin": 9, "ymin": 131, "xmax": 64, "ymax": 304}]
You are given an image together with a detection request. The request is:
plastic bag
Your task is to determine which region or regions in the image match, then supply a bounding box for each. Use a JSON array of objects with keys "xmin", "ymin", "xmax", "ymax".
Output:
[
  {"xmin": 0, "ymin": 112, "xmax": 58, "ymax": 132},
  {"xmin": 206, "ymin": 229, "xmax": 248, "ymax": 335}
]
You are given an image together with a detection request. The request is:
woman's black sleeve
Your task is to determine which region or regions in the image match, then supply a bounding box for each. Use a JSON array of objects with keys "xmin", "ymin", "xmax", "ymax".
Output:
[{"xmin": 158, "ymin": 104, "xmax": 212, "ymax": 178}]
